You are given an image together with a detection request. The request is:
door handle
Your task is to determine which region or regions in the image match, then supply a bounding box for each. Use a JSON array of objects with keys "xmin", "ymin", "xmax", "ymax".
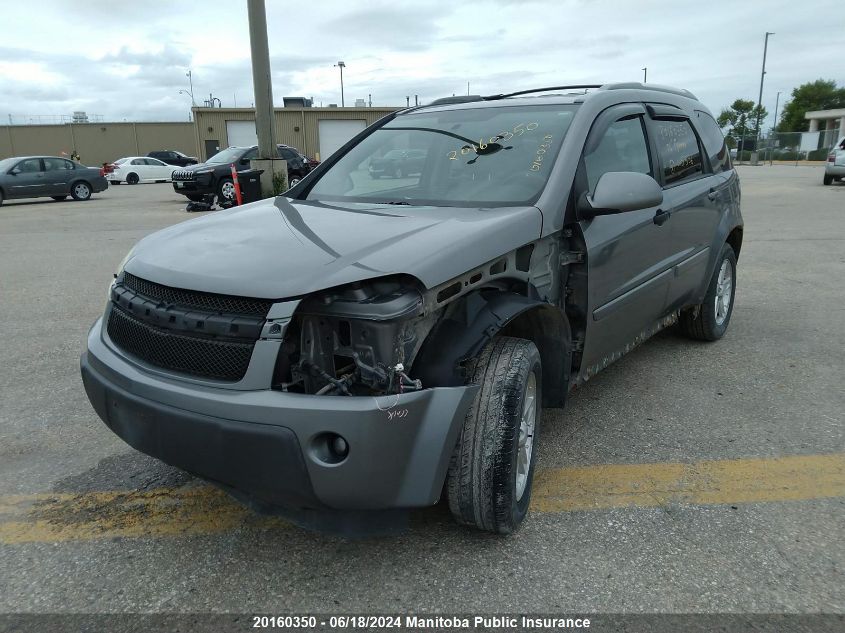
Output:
[
  {"xmin": 653, "ymin": 208, "xmax": 671, "ymax": 226},
  {"xmin": 707, "ymin": 188, "xmax": 720, "ymax": 202}
]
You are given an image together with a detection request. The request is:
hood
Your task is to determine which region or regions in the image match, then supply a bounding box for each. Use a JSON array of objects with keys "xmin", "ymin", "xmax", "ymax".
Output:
[
  {"xmin": 174, "ymin": 161, "xmax": 218, "ymax": 173},
  {"xmin": 124, "ymin": 198, "xmax": 543, "ymax": 299}
]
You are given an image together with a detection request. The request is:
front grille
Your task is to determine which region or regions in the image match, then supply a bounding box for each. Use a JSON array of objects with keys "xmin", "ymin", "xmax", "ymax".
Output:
[
  {"xmin": 123, "ymin": 273, "xmax": 272, "ymax": 317},
  {"xmin": 107, "ymin": 305, "xmax": 254, "ymax": 381},
  {"xmin": 172, "ymin": 170, "xmax": 196, "ymax": 181}
]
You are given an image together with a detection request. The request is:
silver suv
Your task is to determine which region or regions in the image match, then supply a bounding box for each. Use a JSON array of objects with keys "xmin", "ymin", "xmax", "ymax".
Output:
[{"xmin": 81, "ymin": 83, "xmax": 743, "ymax": 534}]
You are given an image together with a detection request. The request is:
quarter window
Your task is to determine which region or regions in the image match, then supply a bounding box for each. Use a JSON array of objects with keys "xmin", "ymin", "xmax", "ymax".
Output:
[
  {"xmin": 694, "ymin": 111, "xmax": 730, "ymax": 173},
  {"xmin": 584, "ymin": 116, "xmax": 652, "ymax": 192},
  {"xmin": 652, "ymin": 119, "xmax": 704, "ymax": 185}
]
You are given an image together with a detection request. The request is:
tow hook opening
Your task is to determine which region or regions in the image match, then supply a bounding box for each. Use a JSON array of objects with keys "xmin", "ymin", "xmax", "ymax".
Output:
[{"xmin": 311, "ymin": 432, "xmax": 350, "ymax": 465}]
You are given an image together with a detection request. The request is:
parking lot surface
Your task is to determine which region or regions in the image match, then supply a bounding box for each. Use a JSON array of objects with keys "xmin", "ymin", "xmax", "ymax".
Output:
[{"xmin": 1, "ymin": 169, "xmax": 843, "ymax": 614}]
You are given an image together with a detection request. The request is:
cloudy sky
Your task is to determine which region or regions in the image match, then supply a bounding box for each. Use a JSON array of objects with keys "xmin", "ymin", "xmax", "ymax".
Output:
[{"xmin": 2, "ymin": 0, "xmax": 843, "ymax": 129}]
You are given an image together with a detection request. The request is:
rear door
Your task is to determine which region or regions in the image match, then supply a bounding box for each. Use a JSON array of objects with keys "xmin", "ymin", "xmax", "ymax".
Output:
[
  {"xmin": 578, "ymin": 104, "xmax": 675, "ymax": 373},
  {"xmin": 42, "ymin": 157, "xmax": 76, "ymax": 194},
  {"xmin": 645, "ymin": 106, "xmax": 724, "ymax": 310},
  {"xmin": 128, "ymin": 158, "xmax": 149, "ymax": 181},
  {"xmin": 7, "ymin": 158, "xmax": 47, "ymax": 197},
  {"xmin": 145, "ymin": 158, "xmax": 172, "ymax": 179}
]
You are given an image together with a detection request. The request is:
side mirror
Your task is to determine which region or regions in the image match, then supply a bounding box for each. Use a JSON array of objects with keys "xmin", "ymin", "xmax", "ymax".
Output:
[{"xmin": 578, "ymin": 171, "xmax": 663, "ymax": 220}]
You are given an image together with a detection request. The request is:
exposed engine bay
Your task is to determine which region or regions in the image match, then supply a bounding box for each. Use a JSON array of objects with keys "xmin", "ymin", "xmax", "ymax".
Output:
[{"xmin": 272, "ymin": 277, "xmax": 434, "ymax": 396}]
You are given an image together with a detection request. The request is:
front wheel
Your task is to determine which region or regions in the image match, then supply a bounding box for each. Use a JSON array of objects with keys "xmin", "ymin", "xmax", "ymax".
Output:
[
  {"xmin": 70, "ymin": 181, "xmax": 92, "ymax": 201},
  {"xmin": 446, "ymin": 336, "xmax": 542, "ymax": 534},
  {"xmin": 679, "ymin": 243, "xmax": 737, "ymax": 341},
  {"xmin": 218, "ymin": 178, "xmax": 236, "ymax": 202}
]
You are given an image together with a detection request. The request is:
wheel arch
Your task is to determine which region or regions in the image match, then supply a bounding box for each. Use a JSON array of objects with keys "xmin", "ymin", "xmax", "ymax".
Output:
[
  {"xmin": 726, "ymin": 225, "xmax": 743, "ymax": 260},
  {"xmin": 412, "ymin": 290, "xmax": 571, "ymax": 408}
]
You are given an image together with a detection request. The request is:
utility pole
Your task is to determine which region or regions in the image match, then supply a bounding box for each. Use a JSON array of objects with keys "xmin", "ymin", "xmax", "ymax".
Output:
[
  {"xmin": 186, "ymin": 70, "xmax": 196, "ymax": 105},
  {"xmin": 754, "ymin": 32, "xmax": 774, "ymax": 163},
  {"xmin": 642, "ymin": 67, "xmax": 647, "ymax": 83},
  {"xmin": 406, "ymin": 96, "xmax": 410, "ymax": 107},
  {"xmin": 334, "ymin": 61, "xmax": 346, "ymax": 107},
  {"xmin": 247, "ymin": 0, "xmax": 281, "ymax": 196},
  {"xmin": 770, "ymin": 90, "xmax": 781, "ymax": 165},
  {"xmin": 368, "ymin": 93, "xmax": 372, "ymax": 107}
]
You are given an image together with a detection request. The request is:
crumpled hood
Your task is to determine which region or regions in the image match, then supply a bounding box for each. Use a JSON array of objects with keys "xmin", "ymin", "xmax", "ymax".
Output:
[{"xmin": 124, "ymin": 197, "xmax": 543, "ymax": 298}]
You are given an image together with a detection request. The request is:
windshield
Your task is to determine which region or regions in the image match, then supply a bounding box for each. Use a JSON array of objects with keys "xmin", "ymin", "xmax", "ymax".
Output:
[
  {"xmin": 303, "ymin": 104, "xmax": 577, "ymax": 206},
  {"xmin": 207, "ymin": 147, "xmax": 247, "ymax": 164}
]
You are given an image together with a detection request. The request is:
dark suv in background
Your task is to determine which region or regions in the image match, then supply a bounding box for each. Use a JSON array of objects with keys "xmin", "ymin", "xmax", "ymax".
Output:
[
  {"xmin": 147, "ymin": 150, "xmax": 198, "ymax": 167},
  {"xmin": 171, "ymin": 144, "xmax": 311, "ymax": 202}
]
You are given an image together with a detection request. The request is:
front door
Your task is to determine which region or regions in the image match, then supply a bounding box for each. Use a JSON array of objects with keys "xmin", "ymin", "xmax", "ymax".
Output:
[
  {"xmin": 6, "ymin": 158, "xmax": 47, "ymax": 198},
  {"xmin": 577, "ymin": 106, "xmax": 675, "ymax": 375}
]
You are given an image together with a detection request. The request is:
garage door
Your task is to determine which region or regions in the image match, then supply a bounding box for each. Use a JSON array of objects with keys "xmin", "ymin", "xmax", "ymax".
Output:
[
  {"xmin": 226, "ymin": 120, "xmax": 258, "ymax": 148},
  {"xmin": 318, "ymin": 120, "xmax": 366, "ymax": 160}
]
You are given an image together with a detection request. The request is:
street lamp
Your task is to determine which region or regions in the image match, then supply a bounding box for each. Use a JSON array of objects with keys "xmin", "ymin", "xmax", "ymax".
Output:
[
  {"xmin": 754, "ymin": 32, "xmax": 774, "ymax": 161},
  {"xmin": 334, "ymin": 61, "xmax": 346, "ymax": 107},
  {"xmin": 185, "ymin": 70, "xmax": 196, "ymax": 106}
]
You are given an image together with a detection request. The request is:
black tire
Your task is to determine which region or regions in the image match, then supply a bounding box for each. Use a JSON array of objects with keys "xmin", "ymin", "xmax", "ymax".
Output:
[
  {"xmin": 823, "ymin": 174, "xmax": 833, "ymax": 186},
  {"xmin": 0, "ymin": 189, "xmax": 4, "ymax": 206},
  {"xmin": 186, "ymin": 194, "xmax": 205, "ymax": 202},
  {"xmin": 218, "ymin": 177, "xmax": 235, "ymax": 201},
  {"xmin": 70, "ymin": 181, "xmax": 92, "ymax": 201},
  {"xmin": 126, "ymin": 173, "xmax": 140, "ymax": 185},
  {"xmin": 51, "ymin": 196, "xmax": 68, "ymax": 201},
  {"xmin": 446, "ymin": 336, "xmax": 542, "ymax": 534},
  {"xmin": 679, "ymin": 243, "xmax": 737, "ymax": 341}
]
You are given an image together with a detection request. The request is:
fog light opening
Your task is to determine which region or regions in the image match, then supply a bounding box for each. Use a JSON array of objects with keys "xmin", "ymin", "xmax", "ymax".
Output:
[{"xmin": 311, "ymin": 432, "xmax": 349, "ymax": 465}]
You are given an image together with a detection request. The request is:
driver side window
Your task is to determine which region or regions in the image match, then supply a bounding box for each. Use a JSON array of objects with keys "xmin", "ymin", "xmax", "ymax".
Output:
[{"xmin": 584, "ymin": 116, "xmax": 652, "ymax": 193}]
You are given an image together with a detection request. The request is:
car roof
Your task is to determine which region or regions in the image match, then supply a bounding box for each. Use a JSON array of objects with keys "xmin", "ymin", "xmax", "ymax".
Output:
[{"xmin": 400, "ymin": 82, "xmax": 702, "ymax": 116}]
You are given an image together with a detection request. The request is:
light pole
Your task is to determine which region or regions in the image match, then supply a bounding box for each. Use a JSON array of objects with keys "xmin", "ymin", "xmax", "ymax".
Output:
[
  {"xmin": 754, "ymin": 32, "xmax": 774, "ymax": 160},
  {"xmin": 642, "ymin": 67, "xmax": 647, "ymax": 83},
  {"xmin": 770, "ymin": 90, "xmax": 781, "ymax": 165},
  {"xmin": 334, "ymin": 61, "xmax": 346, "ymax": 107},
  {"xmin": 185, "ymin": 70, "xmax": 196, "ymax": 105}
]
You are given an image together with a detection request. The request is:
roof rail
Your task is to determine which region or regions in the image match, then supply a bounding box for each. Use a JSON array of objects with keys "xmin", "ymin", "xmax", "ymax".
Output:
[
  {"xmin": 599, "ymin": 82, "xmax": 698, "ymax": 101},
  {"xmin": 427, "ymin": 95, "xmax": 484, "ymax": 106},
  {"xmin": 483, "ymin": 85, "xmax": 602, "ymax": 100}
]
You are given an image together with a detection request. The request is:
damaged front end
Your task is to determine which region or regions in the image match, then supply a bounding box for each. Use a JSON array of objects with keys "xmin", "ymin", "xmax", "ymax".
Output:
[{"xmin": 272, "ymin": 276, "xmax": 436, "ymax": 397}]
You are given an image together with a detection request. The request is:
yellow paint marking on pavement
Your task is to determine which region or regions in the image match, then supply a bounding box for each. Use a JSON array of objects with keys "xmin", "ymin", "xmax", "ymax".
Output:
[
  {"xmin": 1, "ymin": 453, "xmax": 843, "ymax": 544},
  {"xmin": 531, "ymin": 453, "xmax": 845, "ymax": 512}
]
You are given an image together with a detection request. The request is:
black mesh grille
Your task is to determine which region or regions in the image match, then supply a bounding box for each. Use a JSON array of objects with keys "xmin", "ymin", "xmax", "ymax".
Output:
[
  {"xmin": 122, "ymin": 273, "xmax": 272, "ymax": 317},
  {"xmin": 107, "ymin": 305, "xmax": 254, "ymax": 381}
]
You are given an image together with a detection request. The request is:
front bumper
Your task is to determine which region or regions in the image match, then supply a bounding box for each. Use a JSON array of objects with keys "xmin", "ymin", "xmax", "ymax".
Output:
[
  {"xmin": 80, "ymin": 318, "xmax": 477, "ymax": 513},
  {"xmin": 172, "ymin": 180, "xmax": 213, "ymax": 196}
]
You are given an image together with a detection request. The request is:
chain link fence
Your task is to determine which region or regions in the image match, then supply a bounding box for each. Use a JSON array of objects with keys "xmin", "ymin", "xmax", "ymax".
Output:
[{"xmin": 728, "ymin": 127, "xmax": 844, "ymax": 165}]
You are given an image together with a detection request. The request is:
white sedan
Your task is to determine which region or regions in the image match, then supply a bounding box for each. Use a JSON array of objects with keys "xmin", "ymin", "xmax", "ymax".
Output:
[{"xmin": 109, "ymin": 157, "xmax": 176, "ymax": 185}]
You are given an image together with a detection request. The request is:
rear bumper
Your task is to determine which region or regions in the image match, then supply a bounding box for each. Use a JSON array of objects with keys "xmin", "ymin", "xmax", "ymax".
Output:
[
  {"xmin": 81, "ymin": 318, "xmax": 477, "ymax": 512},
  {"xmin": 825, "ymin": 164, "xmax": 845, "ymax": 176}
]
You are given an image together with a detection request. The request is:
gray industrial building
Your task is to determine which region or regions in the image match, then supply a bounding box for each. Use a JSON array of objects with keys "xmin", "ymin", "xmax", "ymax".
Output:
[{"xmin": 0, "ymin": 105, "xmax": 400, "ymax": 166}]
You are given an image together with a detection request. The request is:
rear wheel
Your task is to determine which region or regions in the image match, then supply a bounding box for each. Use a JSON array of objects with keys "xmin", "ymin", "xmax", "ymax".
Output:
[
  {"xmin": 70, "ymin": 181, "xmax": 92, "ymax": 201},
  {"xmin": 823, "ymin": 174, "xmax": 833, "ymax": 186},
  {"xmin": 446, "ymin": 336, "xmax": 542, "ymax": 534},
  {"xmin": 679, "ymin": 243, "xmax": 737, "ymax": 341},
  {"xmin": 126, "ymin": 173, "xmax": 140, "ymax": 185},
  {"xmin": 51, "ymin": 196, "xmax": 68, "ymax": 201}
]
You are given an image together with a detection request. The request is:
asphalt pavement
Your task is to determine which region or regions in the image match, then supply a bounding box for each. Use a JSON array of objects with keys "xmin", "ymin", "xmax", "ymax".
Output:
[{"xmin": 0, "ymin": 168, "xmax": 843, "ymax": 618}]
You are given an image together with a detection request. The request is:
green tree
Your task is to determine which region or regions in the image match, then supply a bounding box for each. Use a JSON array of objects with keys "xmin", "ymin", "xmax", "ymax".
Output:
[
  {"xmin": 777, "ymin": 79, "xmax": 845, "ymax": 132},
  {"xmin": 717, "ymin": 99, "xmax": 768, "ymax": 143}
]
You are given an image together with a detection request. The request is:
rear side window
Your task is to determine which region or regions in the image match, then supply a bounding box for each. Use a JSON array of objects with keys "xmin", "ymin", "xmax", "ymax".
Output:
[
  {"xmin": 584, "ymin": 116, "xmax": 652, "ymax": 192},
  {"xmin": 652, "ymin": 119, "xmax": 704, "ymax": 185},
  {"xmin": 694, "ymin": 111, "xmax": 731, "ymax": 173}
]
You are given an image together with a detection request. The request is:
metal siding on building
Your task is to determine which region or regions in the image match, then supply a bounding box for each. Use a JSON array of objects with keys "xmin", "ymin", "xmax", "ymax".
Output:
[
  {"xmin": 193, "ymin": 107, "xmax": 399, "ymax": 162},
  {"xmin": 0, "ymin": 123, "xmax": 196, "ymax": 165}
]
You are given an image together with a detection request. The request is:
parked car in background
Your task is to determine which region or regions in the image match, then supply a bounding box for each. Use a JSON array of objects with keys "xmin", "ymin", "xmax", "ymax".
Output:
[
  {"xmin": 109, "ymin": 157, "xmax": 176, "ymax": 185},
  {"xmin": 0, "ymin": 156, "xmax": 108, "ymax": 205},
  {"xmin": 823, "ymin": 136, "xmax": 845, "ymax": 185},
  {"xmin": 171, "ymin": 144, "xmax": 312, "ymax": 202},
  {"xmin": 368, "ymin": 148, "xmax": 427, "ymax": 178},
  {"xmin": 147, "ymin": 150, "xmax": 198, "ymax": 167}
]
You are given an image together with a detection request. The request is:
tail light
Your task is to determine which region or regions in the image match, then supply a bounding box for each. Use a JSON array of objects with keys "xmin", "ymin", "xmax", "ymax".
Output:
[
  {"xmin": 99, "ymin": 167, "xmax": 105, "ymax": 176},
  {"xmin": 829, "ymin": 154, "xmax": 836, "ymax": 163}
]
